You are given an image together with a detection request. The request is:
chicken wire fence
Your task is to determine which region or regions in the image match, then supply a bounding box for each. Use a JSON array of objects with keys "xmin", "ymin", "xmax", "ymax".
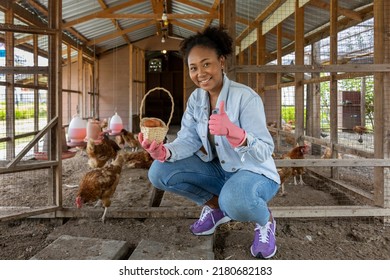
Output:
[{"xmin": 235, "ymin": 9, "xmax": 388, "ymax": 220}]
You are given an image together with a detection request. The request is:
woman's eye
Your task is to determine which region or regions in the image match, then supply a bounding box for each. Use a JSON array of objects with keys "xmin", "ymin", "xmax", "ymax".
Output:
[{"xmin": 203, "ymin": 63, "xmax": 209, "ymax": 68}]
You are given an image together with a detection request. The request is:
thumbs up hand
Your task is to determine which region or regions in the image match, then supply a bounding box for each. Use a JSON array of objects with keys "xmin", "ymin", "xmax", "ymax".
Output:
[{"xmin": 209, "ymin": 101, "xmax": 246, "ymax": 147}]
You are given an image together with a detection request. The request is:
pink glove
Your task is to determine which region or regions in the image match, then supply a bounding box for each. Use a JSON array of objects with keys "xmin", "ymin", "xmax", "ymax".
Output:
[
  {"xmin": 209, "ymin": 101, "xmax": 246, "ymax": 147},
  {"xmin": 138, "ymin": 133, "xmax": 169, "ymax": 162}
]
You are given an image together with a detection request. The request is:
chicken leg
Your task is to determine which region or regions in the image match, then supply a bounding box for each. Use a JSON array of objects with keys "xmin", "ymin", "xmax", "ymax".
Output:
[
  {"xmin": 101, "ymin": 207, "xmax": 108, "ymax": 223},
  {"xmin": 293, "ymin": 175, "xmax": 305, "ymax": 185}
]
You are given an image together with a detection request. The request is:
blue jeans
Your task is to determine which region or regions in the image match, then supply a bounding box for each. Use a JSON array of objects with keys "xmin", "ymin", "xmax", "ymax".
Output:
[{"xmin": 148, "ymin": 155, "xmax": 279, "ymax": 226}]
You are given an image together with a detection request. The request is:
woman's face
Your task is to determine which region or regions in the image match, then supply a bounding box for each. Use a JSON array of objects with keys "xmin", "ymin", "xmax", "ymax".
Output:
[{"xmin": 187, "ymin": 46, "xmax": 225, "ymax": 96}]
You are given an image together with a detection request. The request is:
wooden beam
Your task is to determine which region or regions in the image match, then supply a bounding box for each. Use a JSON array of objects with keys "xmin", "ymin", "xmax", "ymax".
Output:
[
  {"xmin": 309, "ymin": 0, "xmax": 364, "ymax": 21},
  {"xmin": 165, "ymin": 18, "xmax": 201, "ymax": 33},
  {"xmin": 274, "ymin": 158, "xmax": 390, "ymax": 167},
  {"xmin": 0, "ymin": 1, "xmax": 93, "ymax": 57},
  {"xmin": 234, "ymin": 64, "xmax": 390, "ymax": 73},
  {"xmin": 203, "ymin": 0, "xmax": 220, "ymax": 30},
  {"xmin": 97, "ymin": 12, "xmax": 218, "ymax": 20},
  {"xmin": 62, "ymin": 0, "xmax": 144, "ymax": 28},
  {"xmin": 86, "ymin": 20, "xmax": 155, "ymax": 46},
  {"xmin": 96, "ymin": 0, "xmax": 131, "ymax": 45},
  {"xmin": 373, "ymin": 0, "xmax": 390, "ymax": 210},
  {"xmin": 263, "ymin": 0, "xmax": 296, "ymax": 35},
  {"xmin": 27, "ymin": 205, "xmax": 390, "ymax": 220},
  {"xmin": 237, "ymin": 0, "xmax": 285, "ymax": 43},
  {"xmin": 295, "ymin": 1, "xmax": 305, "ymax": 145},
  {"xmin": 175, "ymin": 0, "xmax": 217, "ymax": 13},
  {"xmin": 0, "ymin": 23, "xmax": 56, "ymax": 34},
  {"xmin": 0, "ymin": 66, "xmax": 48, "ymax": 74}
]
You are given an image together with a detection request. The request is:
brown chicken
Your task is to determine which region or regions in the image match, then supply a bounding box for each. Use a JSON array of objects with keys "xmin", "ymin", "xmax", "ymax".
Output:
[
  {"xmin": 271, "ymin": 153, "xmax": 290, "ymax": 196},
  {"xmin": 353, "ymin": 125, "xmax": 368, "ymax": 143},
  {"xmin": 321, "ymin": 146, "xmax": 342, "ymax": 159},
  {"xmin": 123, "ymin": 149, "xmax": 153, "ymax": 169},
  {"xmin": 86, "ymin": 132, "xmax": 121, "ymax": 168},
  {"xmin": 115, "ymin": 128, "xmax": 140, "ymax": 151},
  {"xmin": 99, "ymin": 118, "xmax": 108, "ymax": 131},
  {"xmin": 277, "ymin": 165, "xmax": 293, "ymax": 196},
  {"xmin": 75, "ymin": 153, "xmax": 124, "ymax": 223},
  {"xmin": 282, "ymin": 144, "xmax": 310, "ymax": 188}
]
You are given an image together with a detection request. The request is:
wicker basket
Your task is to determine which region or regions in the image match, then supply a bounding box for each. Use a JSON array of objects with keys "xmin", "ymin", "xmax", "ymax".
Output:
[{"xmin": 139, "ymin": 87, "xmax": 174, "ymax": 144}]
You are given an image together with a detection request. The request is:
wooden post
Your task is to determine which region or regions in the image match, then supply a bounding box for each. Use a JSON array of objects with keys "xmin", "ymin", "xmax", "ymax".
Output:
[
  {"xmin": 373, "ymin": 0, "xmax": 390, "ymax": 214},
  {"xmin": 308, "ymin": 41, "xmax": 322, "ymax": 155},
  {"xmin": 329, "ymin": 0, "xmax": 339, "ymax": 178},
  {"xmin": 47, "ymin": 0, "xmax": 63, "ymax": 207},
  {"xmin": 222, "ymin": 0, "xmax": 236, "ymax": 80},
  {"xmin": 257, "ymin": 23, "xmax": 266, "ymax": 100},
  {"xmin": 295, "ymin": 1, "xmax": 304, "ymax": 145},
  {"xmin": 5, "ymin": 2, "xmax": 15, "ymax": 160},
  {"xmin": 276, "ymin": 24, "xmax": 283, "ymax": 150}
]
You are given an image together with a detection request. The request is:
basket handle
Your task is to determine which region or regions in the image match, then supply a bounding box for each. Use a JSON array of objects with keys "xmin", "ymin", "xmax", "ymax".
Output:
[{"xmin": 139, "ymin": 87, "xmax": 175, "ymax": 127}]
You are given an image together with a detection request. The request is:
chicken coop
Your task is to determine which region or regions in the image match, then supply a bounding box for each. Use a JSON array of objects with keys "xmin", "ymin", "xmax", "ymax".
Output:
[{"xmin": 1, "ymin": 0, "xmax": 390, "ymax": 225}]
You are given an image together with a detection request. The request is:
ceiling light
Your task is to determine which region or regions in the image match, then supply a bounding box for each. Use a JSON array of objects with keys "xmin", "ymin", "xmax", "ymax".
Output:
[{"xmin": 162, "ymin": 12, "xmax": 167, "ymax": 22}]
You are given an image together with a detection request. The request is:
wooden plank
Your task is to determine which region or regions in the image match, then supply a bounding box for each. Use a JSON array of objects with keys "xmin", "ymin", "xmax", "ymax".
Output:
[
  {"xmin": 271, "ymin": 205, "xmax": 390, "ymax": 218},
  {"xmin": 0, "ymin": 66, "xmax": 49, "ymax": 74},
  {"xmin": 0, "ymin": 23, "xmax": 57, "ymax": 34},
  {"xmin": 148, "ymin": 188, "xmax": 165, "ymax": 207},
  {"xmin": 274, "ymin": 158, "xmax": 390, "ymax": 167},
  {"xmin": 6, "ymin": 117, "xmax": 58, "ymax": 169},
  {"xmin": 235, "ymin": 64, "xmax": 390, "ymax": 73},
  {"xmin": 308, "ymin": 170, "xmax": 373, "ymax": 204},
  {"xmin": 28, "ymin": 205, "xmax": 390, "ymax": 219},
  {"xmin": 0, "ymin": 206, "xmax": 59, "ymax": 222},
  {"xmin": 0, "ymin": 161, "xmax": 58, "ymax": 174},
  {"xmin": 51, "ymin": 207, "xmax": 202, "ymax": 219}
]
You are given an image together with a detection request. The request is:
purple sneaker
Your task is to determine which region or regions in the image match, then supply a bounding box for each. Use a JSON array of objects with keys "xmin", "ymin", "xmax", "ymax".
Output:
[
  {"xmin": 250, "ymin": 219, "xmax": 277, "ymax": 259},
  {"xmin": 190, "ymin": 206, "xmax": 231, "ymax": 236}
]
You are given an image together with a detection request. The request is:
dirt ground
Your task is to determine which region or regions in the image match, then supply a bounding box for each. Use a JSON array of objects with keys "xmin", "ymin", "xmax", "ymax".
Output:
[{"xmin": 1, "ymin": 147, "xmax": 390, "ymax": 260}]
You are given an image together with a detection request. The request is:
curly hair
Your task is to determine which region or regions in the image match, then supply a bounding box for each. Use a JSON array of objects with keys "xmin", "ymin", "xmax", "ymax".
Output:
[{"xmin": 179, "ymin": 25, "xmax": 233, "ymax": 63}]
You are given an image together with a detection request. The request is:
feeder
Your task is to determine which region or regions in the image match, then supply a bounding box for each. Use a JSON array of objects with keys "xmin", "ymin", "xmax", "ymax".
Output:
[
  {"xmin": 67, "ymin": 113, "xmax": 86, "ymax": 143},
  {"xmin": 86, "ymin": 119, "xmax": 102, "ymax": 142},
  {"xmin": 109, "ymin": 112, "xmax": 123, "ymax": 134}
]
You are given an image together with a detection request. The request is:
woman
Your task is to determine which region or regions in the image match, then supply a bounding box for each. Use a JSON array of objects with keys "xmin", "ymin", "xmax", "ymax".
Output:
[{"xmin": 138, "ymin": 26, "xmax": 280, "ymax": 259}]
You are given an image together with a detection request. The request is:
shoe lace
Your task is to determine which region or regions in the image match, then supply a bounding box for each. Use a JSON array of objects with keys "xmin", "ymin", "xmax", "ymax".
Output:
[
  {"xmin": 255, "ymin": 222, "xmax": 272, "ymax": 243},
  {"xmin": 197, "ymin": 206, "xmax": 214, "ymax": 224}
]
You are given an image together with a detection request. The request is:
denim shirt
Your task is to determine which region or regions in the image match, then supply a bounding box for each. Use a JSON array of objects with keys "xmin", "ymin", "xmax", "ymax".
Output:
[{"xmin": 164, "ymin": 75, "xmax": 280, "ymax": 184}]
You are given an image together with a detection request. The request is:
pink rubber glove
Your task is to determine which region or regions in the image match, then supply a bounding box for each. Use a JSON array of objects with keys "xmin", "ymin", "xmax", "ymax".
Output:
[
  {"xmin": 209, "ymin": 101, "xmax": 246, "ymax": 147},
  {"xmin": 138, "ymin": 133, "xmax": 169, "ymax": 162}
]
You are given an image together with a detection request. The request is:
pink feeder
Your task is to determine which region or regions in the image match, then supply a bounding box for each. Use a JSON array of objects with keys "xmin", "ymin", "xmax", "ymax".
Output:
[
  {"xmin": 109, "ymin": 112, "xmax": 123, "ymax": 134},
  {"xmin": 67, "ymin": 114, "xmax": 86, "ymax": 143},
  {"xmin": 86, "ymin": 119, "xmax": 102, "ymax": 142}
]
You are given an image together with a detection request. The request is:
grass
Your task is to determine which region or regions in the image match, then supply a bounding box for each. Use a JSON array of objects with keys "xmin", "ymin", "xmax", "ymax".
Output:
[{"xmin": 0, "ymin": 103, "xmax": 47, "ymax": 121}]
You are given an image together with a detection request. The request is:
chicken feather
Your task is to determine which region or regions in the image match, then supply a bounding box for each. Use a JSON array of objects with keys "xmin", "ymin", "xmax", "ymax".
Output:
[
  {"xmin": 277, "ymin": 144, "xmax": 310, "ymax": 195},
  {"xmin": 75, "ymin": 153, "xmax": 124, "ymax": 223},
  {"xmin": 86, "ymin": 132, "xmax": 121, "ymax": 168}
]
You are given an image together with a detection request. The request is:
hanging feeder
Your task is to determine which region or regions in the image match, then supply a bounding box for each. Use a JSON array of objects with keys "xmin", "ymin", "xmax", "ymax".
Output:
[
  {"xmin": 109, "ymin": 112, "xmax": 123, "ymax": 135},
  {"xmin": 67, "ymin": 113, "xmax": 87, "ymax": 144},
  {"xmin": 85, "ymin": 119, "xmax": 102, "ymax": 143}
]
